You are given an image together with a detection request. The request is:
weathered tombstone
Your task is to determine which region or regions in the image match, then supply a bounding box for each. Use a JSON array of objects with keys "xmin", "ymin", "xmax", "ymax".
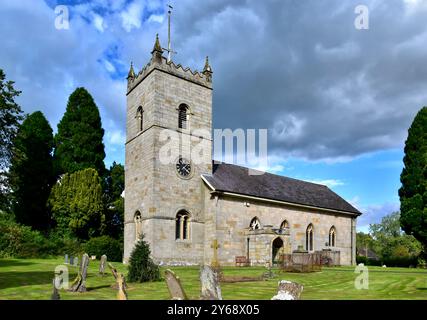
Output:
[
  {"xmin": 271, "ymin": 280, "xmax": 303, "ymax": 300},
  {"xmin": 51, "ymin": 278, "xmax": 60, "ymax": 300},
  {"xmin": 69, "ymin": 256, "xmax": 74, "ymax": 266},
  {"xmin": 117, "ymin": 273, "xmax": 128, "ymax": 300},
  {"xmin": 74, "ymin": 257, "xmax": 78, "ymax": 267},
  {"xmin": 99, "ymin": 255, "xmax": 107, "ymax": 276},
  {"xmin": 64, "ymin": 254, "xmax": 68, "ymax": 265},
  {"xmin": 200, "ymin": 265, "xmax": 222, "ymax": 300},
  {"xmin": 108, "ymin": 263, "xmax": 127, "ymax": 290},
  {"xmin": 69, "ymin": 253, "xmax": 89, "ymax": 293},
  {"xmin": 164, "ymin": 269, "xmax": 188, "ymax": 300}
]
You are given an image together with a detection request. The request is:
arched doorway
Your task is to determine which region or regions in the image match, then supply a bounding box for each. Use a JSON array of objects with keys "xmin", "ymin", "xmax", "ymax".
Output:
[{"xmin": 272, "ymin": 237, "xmax": 284, "ymax": 265}]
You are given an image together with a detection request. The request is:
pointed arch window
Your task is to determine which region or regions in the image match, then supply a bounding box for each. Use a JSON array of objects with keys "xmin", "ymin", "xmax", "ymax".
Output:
[
  {"xmin": 280, "ymin": 220, "xmax": 289, "ymax": 230},
  {"xmin": 329, "ymin": 226, "xmax": 336, "ymax": 247},
  {"xmin": 134, "ymin": 211, "xmax": 142, "ymax": 241},
  {"xmin": 249, "ymin": 217, "xmax": 261, "ymax": 231},
  {"xmin": 136, "ymin": 106, "xmax": 143, "ymax": 132},
  {"xmin": 176, "ymin": 210, "xmax": 190, "ymax": 240},
  {"xmin": 306, "ymin": 224, "xmax": 314, "ymax": 251},
  {"xmin": 178, "ymin": 104, "xmax": 188, "ymax": 129}
]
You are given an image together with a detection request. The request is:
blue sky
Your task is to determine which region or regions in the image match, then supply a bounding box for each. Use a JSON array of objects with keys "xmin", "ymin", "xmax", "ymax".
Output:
[{"xmin": 1, "ymin": 0, "xmax": 426, "ymax": 232}]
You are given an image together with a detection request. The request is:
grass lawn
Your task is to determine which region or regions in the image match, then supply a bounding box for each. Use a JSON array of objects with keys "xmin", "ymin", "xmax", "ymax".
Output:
[{"xmin": 0, "ymin": 258, "xmax": 426, "ymax": 300}]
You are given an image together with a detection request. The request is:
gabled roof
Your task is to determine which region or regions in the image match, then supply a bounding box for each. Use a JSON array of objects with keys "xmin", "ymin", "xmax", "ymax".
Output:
[{"xmin": 202, "ymin": 162, "xmax": 362, "ymax": 216}]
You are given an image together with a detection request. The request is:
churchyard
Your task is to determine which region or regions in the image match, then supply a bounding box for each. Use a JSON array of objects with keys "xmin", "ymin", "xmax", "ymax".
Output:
[{"xmin": 0, "ymin": 257, "xmax": 426, "ymax": 300}]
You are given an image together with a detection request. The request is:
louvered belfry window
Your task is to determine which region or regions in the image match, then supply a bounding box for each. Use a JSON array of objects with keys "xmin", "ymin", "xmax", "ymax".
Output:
[{"xmin": 178, "ymin": 104, "xmax": 188, "ymax": 129}]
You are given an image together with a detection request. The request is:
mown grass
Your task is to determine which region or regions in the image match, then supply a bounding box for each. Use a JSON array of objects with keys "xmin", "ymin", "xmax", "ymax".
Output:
[{"xmin": 0, "ymin": 258, "xmax": 426, "ymax": 300}]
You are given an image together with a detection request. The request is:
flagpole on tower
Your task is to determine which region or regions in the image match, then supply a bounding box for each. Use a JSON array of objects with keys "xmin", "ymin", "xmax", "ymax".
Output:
[{"xmin": 163, "ymin": 4, "xmax": 177, "ymax": 63}]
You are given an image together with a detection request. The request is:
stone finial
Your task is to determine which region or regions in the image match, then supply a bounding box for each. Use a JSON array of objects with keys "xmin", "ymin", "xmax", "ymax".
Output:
[
  {"xmin": 151, "ymin": 34, "xmax": 164, "ymax": 54},
  {"xmin": 203, "ymin": 56, "xmax": 212, "ymax": 74},
  {"xmin": 127, "ymin": 62, "xmax": 135, "ymax": 80},
  {"xmin": 202, "ymin": 56, "xmax": 213, "ymax": 82}
]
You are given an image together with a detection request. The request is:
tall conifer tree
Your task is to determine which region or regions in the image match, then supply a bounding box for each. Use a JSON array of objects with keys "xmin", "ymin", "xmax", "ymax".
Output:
[
  {"xmin": 54, "ymin": 87, "xmax": 105, "ymax": 176},
  {"xmin": 9, "ymin": 111, "xmax": 54, "ymax": 230},
  {"xmin": 399, "ymin": 106, "xmax": 427, "ymax": 252}
]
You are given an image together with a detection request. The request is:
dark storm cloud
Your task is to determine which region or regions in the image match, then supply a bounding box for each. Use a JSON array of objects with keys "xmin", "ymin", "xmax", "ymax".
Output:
[{"xmin": 171, "ymin": 0, "xmax": 427, "ymax": 161}]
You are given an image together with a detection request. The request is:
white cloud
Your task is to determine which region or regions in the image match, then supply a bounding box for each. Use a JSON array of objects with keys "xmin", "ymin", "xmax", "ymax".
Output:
[
  {"xmin": 148, "ymin": 14, "xmax": 164, "ymax": 24},
  {"xmin": 121, "ymin": 1, "xmax": 144, "ymax": 32},
  {"xmin": 304, "ymin": 179, "xmax": 345, "ymax": 188},
  {"xmin": 93, "ymin": 13, "xmax": 105, "ymax": 32}
]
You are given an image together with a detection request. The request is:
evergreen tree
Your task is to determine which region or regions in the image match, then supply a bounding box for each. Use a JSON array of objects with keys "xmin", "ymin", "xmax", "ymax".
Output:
[
  {"xmin": 0, "ymin": 69, "xmax": 23, "ymax": 212},
  {"xmin": 9, "ymin": 111, "xmax": 54, "ymax": 230},
  {"xmin": 103, "ymin": 162, "xmax": 124, "ymax": 239},
  {"xmin": 54, "ymin": 87, "xmax": 105, "ymax": 176},
  {"xmin": 48, "ymin": 168, "xmax": 104, "ymax": 239},
  {"xmin": 399, "ymin": 106, "xmax": 427, "ymax": 252},
  {"xmin": 127, "ymin": 233, "xmax": 161, "ymax": 283}
]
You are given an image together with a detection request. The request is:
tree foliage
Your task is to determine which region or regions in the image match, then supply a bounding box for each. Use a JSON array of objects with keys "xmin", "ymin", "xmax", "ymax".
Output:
[
  {"xmin": 0, "ymin": 69, "xmax": 23, "ymax": 212},
  {"xmin": 399, "ymin": 106, "xmax": 427, "ymax": 251},
  {"xmin": 9, "ymin": 111, "xmax": 54, "ymax": 230},
  {"xmin": 127, "ymin": 234, "xmax": 161, "ymax": 283},
  {"xmin": 48, "ymin": 168, "xmax": 104, "ymax": 239},
  {"xmin": 54, "ymin": 87, "xmax": 105, "ymax": 177},
  {"xmin": 103, "ymin": 162, "xmax": 124, "ymax": 239}
]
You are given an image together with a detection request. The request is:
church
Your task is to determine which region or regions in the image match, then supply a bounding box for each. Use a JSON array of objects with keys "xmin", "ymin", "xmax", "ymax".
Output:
[{"xmin": 123, "ymin": 34, "xmax": 361, "ymax": 266}]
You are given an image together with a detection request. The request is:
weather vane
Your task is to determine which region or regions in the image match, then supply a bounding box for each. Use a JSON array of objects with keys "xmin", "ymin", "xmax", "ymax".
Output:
[{"xmin": 163, "ymin": 4, "xmax": 177, "ymax": 63}]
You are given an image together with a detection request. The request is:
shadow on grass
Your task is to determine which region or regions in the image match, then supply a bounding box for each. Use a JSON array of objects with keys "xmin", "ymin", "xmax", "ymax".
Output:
[
  {"xmin": 87, "ymin": 285, "xmax": 112, "ymax": 291},
  {"xmin": 0, "ymin": 271, "xmax": 53, "ymax": 290},
  {"xmin": 0, "ymin": 259, "xmax": 37, "ymax": 268},
  {"xmin": 416, "ymin": 287, "xmax": 427, "ymax": 291}
]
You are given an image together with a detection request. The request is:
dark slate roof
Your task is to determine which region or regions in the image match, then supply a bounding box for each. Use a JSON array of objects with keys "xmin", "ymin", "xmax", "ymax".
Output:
[{"xmin": 202, "ymin": 163, "xmax": 361, "ymax": 215}]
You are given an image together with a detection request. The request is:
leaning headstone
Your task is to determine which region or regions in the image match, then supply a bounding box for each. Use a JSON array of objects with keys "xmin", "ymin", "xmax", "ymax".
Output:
[
  {"xmin": 117, "ymin": 273, "xmax": 128, "ymax": 300},
  {"xmin": 51, "ymin": 278, "xmax": 60, "ymax": 300},
  {"xmin": 69, "ymin": 256, "xmax": 74, "ymax": 266},
  {"xmin": 200, "ymin": 265, "xmax": 222, "ymax": 300},
  {"xmin": 164, "ymin": 269, "xmax": 188, "ymax": 300},
  {"xmin": 108, "ymin": 263, "xmax": 127, "ymax": 290},
  {"xmin": 271, "ymin": 280, "xmax": 303, "ymax": 300},
  {"xmin": 69, "ymin": 253, "xmax": 90, "ymax": 293},
  {"xmin": 99, "ymin": 255, "xmax": 107, "ymax": 276},
  {"xmin": 64, "ymin": 254, "xmax": 69, "ymax": 265}
]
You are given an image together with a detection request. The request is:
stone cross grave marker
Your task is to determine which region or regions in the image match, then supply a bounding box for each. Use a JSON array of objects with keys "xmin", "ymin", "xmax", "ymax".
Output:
[
  {"xmin": 164, "ymin": 269, "xmax": 188, "ymax": 300},
  {"xmin": 271, "ymin": 280, "xmax": 303, "ymax": 300},
  {"xmin": 200, "ymin": 265, "xmax": 222, "ymax": 300},
  {"xmin": 99, "ymin": 255, "xmax": 107, "ymax": 275},
  {"xmin": 210, "ymin": 239, "xmax": 220, "ymax": 268},
  {"xmin": 69, "ymin": 253, "xmax": 89, "ymax": 293}
]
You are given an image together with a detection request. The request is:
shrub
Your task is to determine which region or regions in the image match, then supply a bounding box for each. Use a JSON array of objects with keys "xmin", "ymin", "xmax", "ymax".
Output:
[
  {"xmin": 83, "ymin": 236, "xmax": 122, "ymax": 262},
  {"xmin": 127, "ymin": 234, "xmax": 160, "ymax": 283}
]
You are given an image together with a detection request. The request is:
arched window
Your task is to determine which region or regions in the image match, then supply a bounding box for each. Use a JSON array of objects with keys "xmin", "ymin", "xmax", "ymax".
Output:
[
  {"xmin": 280, "ymin": 220, "xmax": 289, "ymax": 229},
  {"xmin": 178, "ymin": 104, "xmax": 188, "ymax": 129},
  {"xmin": 134, "ymin": 211, "xmax": 142, "ymax": 241},
  {"xmin": 306, "ymin": 224, "xmax": 314, "ymax": 251},
  {"xmin": 249, "ymin": 217, "xmax": 261, "ymax": 231},
  {"xmin": 329, "ymin": 226, "xmax": 336, "ymax": 247},
  {"xmin": 176, "ymin": 210, "xmax": 190, "ymax": 240},
  {"xmin": 136, "ymin": 106, "xmax": 143, "ymax": 132}
]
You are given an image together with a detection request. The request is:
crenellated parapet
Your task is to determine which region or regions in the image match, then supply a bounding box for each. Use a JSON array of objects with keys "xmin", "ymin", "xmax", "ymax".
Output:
[{"xmin": 127, "ymin": 35, "xmax": 212, "ymax": 95}]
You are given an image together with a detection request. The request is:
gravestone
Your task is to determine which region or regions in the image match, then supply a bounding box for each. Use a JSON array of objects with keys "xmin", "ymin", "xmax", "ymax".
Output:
[
  {"xmin": 200, "ymin": 265, "xmax": 222, "ymax": 300},
  {"xmin": 108, "ymin": 263, "xmax": 127, "ymax": 290},
  {"xmin": 64, "ymin": 254, "xmax": 68, "ymax": 265},
  {"xmin": 69, "ymin": 256, "xmax": 74, "ymax": 266},
  {"xmin": 271, "ymin": 280, "xmax": 303, "ymax": 300},
  {"xmin": 117, "ymin": 273, "xmax": 128, "ymax": 300},
  {"xmin": 74, "ymin": 257, "xmax": 78, "ymax": 267},
  {"xmin": 69, "ymin": 253, "xmax": 89, "ymax": 292},
  {"xmin": 164, "ymin": 269, "xmax": 187, "ymax": 300},
  {"xmin": 51, "ymin": 278, "xmax": 60, "ymax": 300},
  {"xmin": 99, "ymin": 255, "xmax": 107, "ymax": 276}
]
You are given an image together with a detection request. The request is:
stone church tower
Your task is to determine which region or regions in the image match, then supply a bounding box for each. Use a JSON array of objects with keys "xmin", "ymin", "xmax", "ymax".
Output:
[{"xmin": 123, "ymin": 35, "xmax": 213, "ymax": 263}]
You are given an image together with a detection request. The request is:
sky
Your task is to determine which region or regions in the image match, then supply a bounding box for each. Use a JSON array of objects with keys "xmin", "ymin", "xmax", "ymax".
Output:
[{"xmin": 1, "ymin": 0, "xmax": 426, "ymax": 232}]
